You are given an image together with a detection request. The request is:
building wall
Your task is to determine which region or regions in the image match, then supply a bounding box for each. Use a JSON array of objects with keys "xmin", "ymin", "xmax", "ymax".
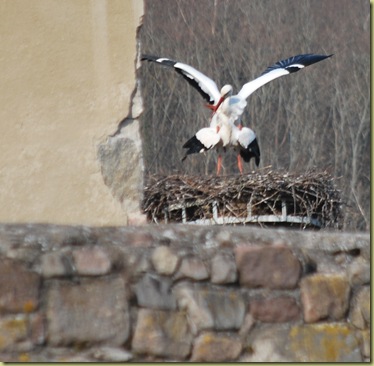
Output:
[{"xmin": 0, "ymin": 0, "xmax": 143, "ymax": 225}]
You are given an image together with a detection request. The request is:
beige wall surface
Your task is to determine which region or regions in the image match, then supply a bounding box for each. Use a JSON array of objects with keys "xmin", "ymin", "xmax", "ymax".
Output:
[{"xmin": 0, "ymin": 0, "xmax": 143, "ymax": 225}]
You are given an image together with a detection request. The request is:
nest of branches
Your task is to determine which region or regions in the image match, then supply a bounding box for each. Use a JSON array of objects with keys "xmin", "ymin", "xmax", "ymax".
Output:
[{"xmin": 143, "ymin": 169, "xmax": 342, "ymax": 228}]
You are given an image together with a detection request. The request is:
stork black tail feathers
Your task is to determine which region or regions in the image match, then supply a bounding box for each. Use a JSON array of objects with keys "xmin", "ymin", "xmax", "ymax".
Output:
[
  {"xmin": 240, "ymin": 138, "xmax": 261, "ymax": 166},
  {"xmin": 181, "ymin": 135, "xmax": 206, "ymax": 162}
]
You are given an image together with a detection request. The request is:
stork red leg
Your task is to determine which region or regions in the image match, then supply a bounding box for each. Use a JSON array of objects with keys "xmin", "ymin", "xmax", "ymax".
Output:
[
  {"xmin": 237, "ymin": 154, "xmax": 243, "ymax": 174},
  {"xmin": 216, "ymin": 154, "xmax": 223, "ymax": 175}
]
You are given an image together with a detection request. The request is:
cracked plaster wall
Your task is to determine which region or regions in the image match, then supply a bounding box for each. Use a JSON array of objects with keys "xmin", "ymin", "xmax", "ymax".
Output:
[{"xmin": 0, "ymin": 0, "xmax": 144, "ymax": 225}]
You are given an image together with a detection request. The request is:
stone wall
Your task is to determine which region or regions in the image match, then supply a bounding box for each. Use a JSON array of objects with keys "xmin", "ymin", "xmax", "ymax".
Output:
[{"xmin": 0, "ymin": 224, "xmax": 370, "ymax": 362}]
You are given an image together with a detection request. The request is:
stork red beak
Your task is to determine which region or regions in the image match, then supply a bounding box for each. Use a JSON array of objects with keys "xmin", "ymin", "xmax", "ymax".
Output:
[{"xmin": 205, "ymin": 96, "xmax": 225, "ymax": 112}]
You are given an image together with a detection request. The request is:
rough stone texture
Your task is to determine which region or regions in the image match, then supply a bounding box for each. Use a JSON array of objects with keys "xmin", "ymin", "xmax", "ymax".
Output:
[
  {"xmin": 175, "ymin": 256, "xmax": 209, "ymax": 281},
  {"xmin": 359, "ymin": 329, "xmax": 370, "ymax": 358},
  {"xmin": 0, "ymin": 315, "xmax": 28, "ymax": 351},
  {"xmin": 0, "ymin": 258, "xmax": 40, "ymax": 313},
  {"xmin": 347, "ymin": 257, "xmax": 370, "ymax": 287},
  {"xmin": 349, "ymin": 286, "xmax": 370, "ymax": 329},
  {"xmin": 72, "ymin": 247, "xmax": 112, "ymax": 275},
  {"xmin": 250, "ymin": 296, "xmax": 301, "ymax": 322},
  {"xmin": 41, "ymin": 252, "xmax": 74, "ymax": 278},
  {"xmin": 151, "ymin": 246, "xmax": 179, "ymax": 275},
  {"xmin": 288, "ymin": 323, "xmax": 362, "ymax": 362},
  {"xmin": 191, "ymin": 332, "xmax": 242, "ymax": 362},
  {"xmin": 235, "ymin": 245, "xmax": 301, "ymax": 289},
  {"xmin": 91, "ymin": 347, "xmax": 133, "ymax": 362},
  {"xmin": 210, "ymin": 252, "xmax": 237, "ymax": 284},
  {"xmin": 46, "ymin": 277, "xmax": 129, "ymax": 346},
  {"xmin": 135, "ymin": 273, "xmax": 176, "ymax": 310},
  {"xmin": 29, "ymin": 312, "xmax": 45, "ymax": 346},
  {"xmin": 174, "ymin": 284, "xmax": 245, "ymax": 334},
  {"xmin": 132, "ymin": 309, "xmax": 192, "ymax": 359},
  {"xmin": 98, "ymin": 135, "xmax": 143, "ymax": 219},
  {"xmin": 242, "ymin": 325, "xmax": 292, "ymax": 362},
  {"xmin": 300, "ymin": 273, "xmax": 350, "ymax": 322}
]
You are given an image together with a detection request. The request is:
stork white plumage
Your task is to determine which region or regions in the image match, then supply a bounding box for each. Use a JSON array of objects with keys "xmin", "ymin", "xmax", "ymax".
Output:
[{"xmin": 141, "ymin": 53, "xmax": 332, "ymax": 174}]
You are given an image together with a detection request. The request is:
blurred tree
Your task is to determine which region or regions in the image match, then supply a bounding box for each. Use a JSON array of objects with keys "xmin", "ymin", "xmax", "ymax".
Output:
[{"xmin": 138, "ymin": 0, "xmax": 369, "ymax": 231}]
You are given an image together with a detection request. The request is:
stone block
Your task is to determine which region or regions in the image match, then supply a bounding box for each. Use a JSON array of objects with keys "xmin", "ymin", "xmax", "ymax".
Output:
[
  {"xmin": 41, "ymin": 252, "xmax": 74, "ymax": 278},
  {"xmin": 132, "ymin": 309, "xmax": 192, "ymax": 359},
  {"xmin": 211, "ymin": 252, "xmax": 237, "ymax": 284},
  {"xmin": 300, "ymin": 273, "xmax": 350, "ymax": 322},
  {"xmin": 250, "ymin": 296, "xmax": 301, "ymax": 322},
  {"xmin": 191, "ymin": 332, "xmax": 242, "ymax": 362},
  {"xmin": 241, "ymin": 325, "xmax": 292, "ymax": 362},
  {"xmin": 347, "ymin": 257, "xmax": 370, "ymax": 287},
  {"xmin": 235, "ymin": 245, "xmax": 301, "ymax": 289},
  {"xmin": 174, "ymin": 284, "xmax": 245, "ymax": 334},
  {"xmin": 288, "ymin": 323, "xmax": 362, "ymax": 362},
  {"xmin": 359, "ymin": 329, "xmax": 370, "ymax": 358},
  {"xmin": 72, "ymin": 247, "xmax": 112, "ymax": 275},
  {"xmin": 151, "ymin": 246, "xmax": 179, "ymax": 275},
  {"xmin": 0, "ymin": 258, "xmax": 40, "ymax": 313},
  {"xmin": 135, "ymin": 273, "xmax": 176, "ymax": 310},
  {"xmin": 46, "ymin": 277, "xmax": 129, "ymax": 346},
  {"xmin": 349, "ymin": 286, "xmax": 370, "ymax": 329},
  {"xmin": 0, "ymin": 315, "xmax": 28, "ymax": 351},
  {"xmin": 175, "ymin": 256, "xmax": 209, "ymax": 281},
  {"xmin": 92, "ymin": 346, "xmax": 133, "ymax": 362}
]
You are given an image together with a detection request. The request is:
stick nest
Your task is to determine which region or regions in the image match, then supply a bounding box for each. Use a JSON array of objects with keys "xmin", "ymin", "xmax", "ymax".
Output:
[{"xmin": 143, "ymin": 168, "xmax": 342, "ymax": 228}]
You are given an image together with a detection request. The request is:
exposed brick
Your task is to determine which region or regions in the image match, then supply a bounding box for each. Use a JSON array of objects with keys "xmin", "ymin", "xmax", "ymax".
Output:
[
  {"xmin": 191, "ymin": 332, "xmax": 242, "ymax": 362},
  {"xmin": 288, "ymin": 323, "xmax": 362, "ymax": 362},
  {"xmin": 300, "ymin": 273, "xmax": 350, "ymax": 322},
  {"xmin": 46, "ymin": 277, "xmax": 129, "ymax": 346},
  {"xmin": 0, "ymin": 258, "xmax": 40, "ymax": 313},
  {"xmin": 132, "ymin": 309, "xmax": 192, "ymax": 359},
  {"xmin": 72, "ymin": 247, "xmax": 112, "ymax": 275},
  {"xmin": 235, "ymin": 245, "xmax": 301, "ymax": 289},
  {"xmin": 250, "ymin": 296, "xmax": 301, "ymax": 322},
  {"xmin": 211, "ymin": 252, "xmax": 237, "ymax": 284}
]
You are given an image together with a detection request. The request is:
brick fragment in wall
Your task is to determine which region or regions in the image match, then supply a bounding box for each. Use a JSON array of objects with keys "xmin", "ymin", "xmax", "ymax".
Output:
[
  {"xmin": 249, "ymin": 296, "xmax": 301, "ymax": 322},
  {"xmin": 174, "ymin": 256, "xmax": 209, "ymax": 281},
  {"xmin": 135, "ymin": 273, "xmax": 177, "ymax": 310},
  {"xmin": 132, "ymin": 308, "xmax": 192, "ymax": 359},
  {"xmin": 300, "ymin": 273, "xmax": 350, "ymax": 322},
  {"xmin": 235, "ymin": 245, "xmax": 301, "ymax": 289},
  {"xmin": 174, "ymin": 284, "xmax": 245, "ymax": 334},
  {"xmin": 46, "ymin": 277, "xmax": 129, "ymax": 346},
  {"xmin": 288, "ymin": 323, "xmax": 362, "ymax": 362},
  {"xmin": 191, "ymin": 331, "xmax": 242, "ymax": 362},
  {"xmin": 0, "ymin": 258, "xmax": 40, "ymax": 313},
  {"xmin": 210, "ymin": 252, "xmax": 237, "ymax": 284},
  {"xmin": 349, "ymin": 286, "xmax": 370, "ymax": 329}
]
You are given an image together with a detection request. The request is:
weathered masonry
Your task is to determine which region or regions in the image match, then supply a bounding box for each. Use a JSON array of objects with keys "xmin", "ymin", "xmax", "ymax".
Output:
[{"xmin": 0, "ymin": 224, "xmax": 370, "ymax": 362}]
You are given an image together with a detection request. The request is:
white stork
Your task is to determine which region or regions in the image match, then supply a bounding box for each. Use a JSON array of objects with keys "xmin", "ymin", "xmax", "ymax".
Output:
[{"xmin": 141, "ymin": 53, "xmax": 332, "ymax": 174}]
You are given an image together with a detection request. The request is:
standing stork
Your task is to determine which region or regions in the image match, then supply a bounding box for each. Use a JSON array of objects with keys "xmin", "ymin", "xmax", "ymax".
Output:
[{"xmin": 141, "ymin": 53, "xmax": 332, "ymax": 174}]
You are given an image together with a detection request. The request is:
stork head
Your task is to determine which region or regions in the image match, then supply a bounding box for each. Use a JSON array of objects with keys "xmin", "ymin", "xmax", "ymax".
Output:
[{"xmin": 220, "ymin": 84, "xmax": 233, "ymax": 98}]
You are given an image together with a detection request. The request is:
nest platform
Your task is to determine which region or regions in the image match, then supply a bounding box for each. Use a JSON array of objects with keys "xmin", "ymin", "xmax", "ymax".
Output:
[{"xmin": 143, "ymin": 169, "xmax": 342, "ymax": 229}]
